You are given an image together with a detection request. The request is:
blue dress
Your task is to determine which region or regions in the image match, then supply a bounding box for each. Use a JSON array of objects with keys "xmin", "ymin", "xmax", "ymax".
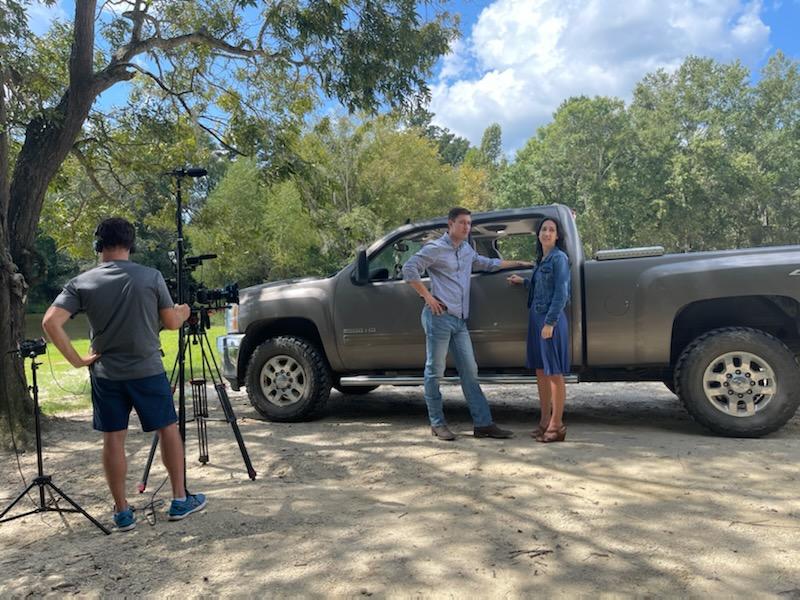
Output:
[{"xmin": 525, "ymin": 249, "xmax": 570, "ymax": 375}]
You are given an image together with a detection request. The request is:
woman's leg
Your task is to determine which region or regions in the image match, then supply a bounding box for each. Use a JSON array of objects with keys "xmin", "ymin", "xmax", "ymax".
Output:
[
  {"xmin": 536, "ymin": 369, "xmax": 551, "ymax": 429},
  {"xmin": 547, "ymin": 374, "xmax": 566, "ymax": 429}
]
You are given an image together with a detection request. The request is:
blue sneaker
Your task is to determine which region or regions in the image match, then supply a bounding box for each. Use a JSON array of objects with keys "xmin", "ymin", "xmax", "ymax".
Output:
[
  {"xmin": 113, "ymin": 506, "xmax": 136, "ymax": 532},
  {"xmin": 168, "ymin": 493, "xmax": 207, "ymax": 521}
]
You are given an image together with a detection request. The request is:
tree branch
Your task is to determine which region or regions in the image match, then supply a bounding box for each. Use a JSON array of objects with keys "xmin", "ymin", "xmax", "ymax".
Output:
[
  {"xmin": 114, "ymin": 28, "xmax": 291, "ymax": 66},
  {"xmin": 70, "ymin": 146, "xmax": 116, "ymax": 204},
  {"xmin": 123, "ymin": 63, "xmax": 245, "ymax": 156}
]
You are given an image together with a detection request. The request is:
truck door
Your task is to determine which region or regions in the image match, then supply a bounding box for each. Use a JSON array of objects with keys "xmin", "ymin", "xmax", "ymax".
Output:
[
  {"xmin": 333, "ymin": 233, "xmax": 442, "ymax": 370},
  {"xmin": 467, "ymin": 232, "xmax": 534, "ymax": 368}
]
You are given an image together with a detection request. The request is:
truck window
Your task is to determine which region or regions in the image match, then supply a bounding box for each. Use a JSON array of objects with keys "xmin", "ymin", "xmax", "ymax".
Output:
[
  {"xmin": 495, "ymin": 233, "xmax": 538, "ymax": 262},
  {"xmin": 369, "ymin": 238, "xmax": 427, "ymax": 280}
]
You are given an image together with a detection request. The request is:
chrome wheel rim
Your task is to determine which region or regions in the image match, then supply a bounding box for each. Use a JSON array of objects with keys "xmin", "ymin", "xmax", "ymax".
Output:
[
  {"xmin": 702, "ymin": 351, "xmax": 776, "ymax": 417},
  {"xmin": 259, "ymin": 355, "xmax": 307, "ymax": 407}
]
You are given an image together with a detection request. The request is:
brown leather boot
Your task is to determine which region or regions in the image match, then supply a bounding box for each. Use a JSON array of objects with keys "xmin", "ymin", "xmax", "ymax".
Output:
[
  {"xmin": 474, "ymin": 423, "xmax": 514, "ymax": 439},
  {"xmin": 431, "ymin": 425, "xmax": 456, "ymax": 441}
]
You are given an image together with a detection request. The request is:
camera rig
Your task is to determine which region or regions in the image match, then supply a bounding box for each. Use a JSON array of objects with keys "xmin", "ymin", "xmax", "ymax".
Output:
[
  {"xmin": 167, "ymin": 253, "xmax": 239, "ymax": 310},
  {"xmin": 139, "ymin": 168, "xmax": 255, "ymax": 492}
]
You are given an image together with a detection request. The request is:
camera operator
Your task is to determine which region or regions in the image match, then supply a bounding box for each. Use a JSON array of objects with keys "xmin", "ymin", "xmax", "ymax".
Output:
[{"xmin": 42, "ymin": 217, "xmax": 207, "ymax": 531}]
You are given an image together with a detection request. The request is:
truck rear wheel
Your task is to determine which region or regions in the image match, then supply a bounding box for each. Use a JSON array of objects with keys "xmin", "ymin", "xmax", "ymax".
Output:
[
  {"xmin": 675, "ymin": 327, "xmax": 800, "ymax": 437},
  {"xmin": 245, "ymin": 336, "xmax": 331, "ymax": 422}
]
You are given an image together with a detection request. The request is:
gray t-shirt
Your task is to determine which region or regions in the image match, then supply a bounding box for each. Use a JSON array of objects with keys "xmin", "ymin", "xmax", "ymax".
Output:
[{"xmin": 53, "ymin": 260, "xmax": 174, "ymax": 380}]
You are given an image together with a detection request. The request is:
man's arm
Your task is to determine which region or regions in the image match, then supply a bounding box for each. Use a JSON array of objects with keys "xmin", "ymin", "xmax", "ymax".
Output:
[
  {"xmin": 406, "ymin": 280, "xmax": 446, "ymax": 315},
  {"xmin": 160, "ymin": 304, "xmax": 191, "ymax": 330},
  {"xmin": 473, "ymin": 252, "xmax": 531, "ymax": 272},
  {"xmin": 499, "ymin": 259, "xmax": 533, "ymax": 270},
  {"xmin": 42, "ymin": 307, "xmax": 100, "ymax": 368},
  {"xmin": 402, "ymin": 245, "xmax": 446, "ymax": 315}
]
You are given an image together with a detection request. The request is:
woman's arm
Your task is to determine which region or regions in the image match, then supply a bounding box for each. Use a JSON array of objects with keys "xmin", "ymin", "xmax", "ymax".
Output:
[{"xmin": 544, "ymin": 253, "xmax": 570, "ymax": 325}]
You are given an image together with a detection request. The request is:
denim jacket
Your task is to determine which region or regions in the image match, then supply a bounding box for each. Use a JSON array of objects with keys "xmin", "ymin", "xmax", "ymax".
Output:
[{"xmin": 524, "ymin": 247, "xmax": 570, "ymax": 325}]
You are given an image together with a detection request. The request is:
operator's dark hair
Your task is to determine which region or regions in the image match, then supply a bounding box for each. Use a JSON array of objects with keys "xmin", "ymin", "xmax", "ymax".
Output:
[
  {"xmin": 94, "ymin": 217, "xmax": 136, "ymax": 252},
  {"xmin": 535, "ymin": 217, "xmax": 567, "ymax": 262},
  {"xmin": 448, "ymin": 207, "xmax": 471, "ymax": 221}
]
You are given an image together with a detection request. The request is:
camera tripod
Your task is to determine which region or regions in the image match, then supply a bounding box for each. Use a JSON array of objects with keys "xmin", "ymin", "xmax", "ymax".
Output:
[
  {"xmin": 138, "ymin": 306, "xmax": 257, "ymax": 492},
  {"xmin": 0, "ymin": 345, "xmax": 111, "ymax": 534}
]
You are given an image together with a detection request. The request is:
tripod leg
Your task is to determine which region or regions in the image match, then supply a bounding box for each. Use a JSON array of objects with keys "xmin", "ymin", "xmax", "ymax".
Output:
[
  {"xmin": 137, "ymin": 432, "xmax": 160, "ymax": 493},
  {"xmin": 0, "ymin": 481, "xmax": 39, "ymax": 522},
  {"xmin": 45, "ymin": 481, "xmax": 111, "ymax": 535},
  {"xmin": 215, "ymin": 383, "xmax": 257, "ymax": 480}
]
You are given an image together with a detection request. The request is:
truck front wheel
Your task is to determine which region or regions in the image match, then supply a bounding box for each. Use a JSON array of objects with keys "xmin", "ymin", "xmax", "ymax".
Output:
[
  {"xmin": 675, "ymin": 327, "xmax": 800, "ymax": 437},
  {"xmin": 245, "ymin": 336, "xmax": 332, "ymax": 422}
]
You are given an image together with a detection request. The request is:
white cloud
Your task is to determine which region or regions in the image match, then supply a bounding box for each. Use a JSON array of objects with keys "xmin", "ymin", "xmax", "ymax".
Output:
[{"xmin": 431, "ymin": 0, "xmax": 771, "ymax": 152}]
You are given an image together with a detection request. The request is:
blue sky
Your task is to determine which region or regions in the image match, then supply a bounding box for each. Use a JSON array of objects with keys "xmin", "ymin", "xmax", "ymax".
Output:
[
  {"xmin": 28, "ymin": 0, "xmax": 800, "ymax": 152},
  {"xmin": 432, "ymin": 0, "xmax": 800, "ymax": 150}
]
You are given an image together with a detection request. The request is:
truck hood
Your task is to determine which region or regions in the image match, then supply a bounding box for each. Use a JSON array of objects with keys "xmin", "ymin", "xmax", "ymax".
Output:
[{"xmin": 240, "ymin": 275, "xmax": 327, "ymax": 302}]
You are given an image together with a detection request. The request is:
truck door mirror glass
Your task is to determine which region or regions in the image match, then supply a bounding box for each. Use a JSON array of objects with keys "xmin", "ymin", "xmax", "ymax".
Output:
[
  {"xmin": 369, "ymin": 267, "xmax": 390, "ymax": 281},
  {"xmin": 353, "ymin": 249, "xmax": 370, "ymax": 285}
]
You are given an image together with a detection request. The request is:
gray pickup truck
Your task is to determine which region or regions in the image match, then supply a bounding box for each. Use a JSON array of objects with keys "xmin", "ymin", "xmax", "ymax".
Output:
[{"xmin": 217, "ymin": 204, "xmax": 800, "ymax": 437}]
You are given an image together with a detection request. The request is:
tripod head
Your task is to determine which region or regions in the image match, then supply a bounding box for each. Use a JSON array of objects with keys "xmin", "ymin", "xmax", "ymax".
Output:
[{"xmin": 7, "ymin": 338, "xmax": 47, "ymax": 359}]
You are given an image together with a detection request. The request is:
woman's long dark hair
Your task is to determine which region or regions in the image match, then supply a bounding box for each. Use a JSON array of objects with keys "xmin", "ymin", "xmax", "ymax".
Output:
[{"xmin": 534, "ymin": 217, "xmax": 567, "ymax": 263}]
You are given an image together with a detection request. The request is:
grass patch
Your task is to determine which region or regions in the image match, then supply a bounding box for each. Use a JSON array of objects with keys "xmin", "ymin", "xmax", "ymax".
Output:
[{"xmin": 24, "ymin": 312, "xmax": 226, "ymax": 416}]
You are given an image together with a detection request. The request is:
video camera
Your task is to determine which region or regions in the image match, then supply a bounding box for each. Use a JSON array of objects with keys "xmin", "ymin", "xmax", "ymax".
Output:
[
  {"xmin": 166, "ymin": 253, "xmax": 239, "ymax": 309},
  {"xmin": 17, "ymin": 338, "xmax": 47, "ymax": 357}
]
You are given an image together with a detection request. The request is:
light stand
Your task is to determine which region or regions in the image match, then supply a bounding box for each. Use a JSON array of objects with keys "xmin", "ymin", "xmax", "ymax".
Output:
[
  {"xmin": 171, "ymin": 168, "xmax": 202, "ymax": 486},
  {"xmin": 0, "ymin": 341, "xmax": 110, "ymax": 534}
]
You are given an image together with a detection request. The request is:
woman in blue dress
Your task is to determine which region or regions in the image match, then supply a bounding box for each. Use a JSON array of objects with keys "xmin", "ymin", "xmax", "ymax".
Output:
[{"xmin": 508, "ymin": 217, "xmax": 571, "ymax": 442}]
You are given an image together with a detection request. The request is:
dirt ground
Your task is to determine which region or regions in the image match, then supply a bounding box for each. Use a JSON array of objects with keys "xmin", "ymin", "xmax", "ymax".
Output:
[{"xmin": 1, "ymin": 382, "xmax": 799, "ymax": 598}]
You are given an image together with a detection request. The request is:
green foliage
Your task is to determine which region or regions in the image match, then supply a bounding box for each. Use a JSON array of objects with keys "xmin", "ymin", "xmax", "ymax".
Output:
[
  {"xmin": 497, "ymin": 54, "xmax": 800, "ymax": 256},
  {"xmin": 187, "ymin": 158, "xmax": 274, "ymax": 286},
  {"xmin": 403, "ymin": 107, "xmax": 472, "ymax": 165},
  {"xmin": 358, "ymin": 122, "xmax": 459, "ymax": 225},
  {"xmin": 25, "ymin": 235, "xmax": 81, "ymax": 313},
  {"xmin": 479, "ymin": 123, "xmax": 504, "ymax": 168}
]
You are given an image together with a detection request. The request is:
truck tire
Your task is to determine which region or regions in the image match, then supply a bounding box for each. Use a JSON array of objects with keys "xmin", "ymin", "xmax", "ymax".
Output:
[
  {"xmin": 674, "ymin": 327, "xmax": 800, "ymax": 437},
  {"xmin": 245, "ymin": 336, "xmax": 331, "ymax": 422},
  {"xmin": 333, "ymin": 383, "xmax": 380, "ymax": 395}
]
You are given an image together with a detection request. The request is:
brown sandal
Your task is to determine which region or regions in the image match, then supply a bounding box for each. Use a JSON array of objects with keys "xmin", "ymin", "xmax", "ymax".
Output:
[
  {"xmin": 540, "ymin": 425, "xmax": 567, "ymax": 443},
  {"xmin": 530, "ymin": 424, "xmax": 548, "ymax": 439}
]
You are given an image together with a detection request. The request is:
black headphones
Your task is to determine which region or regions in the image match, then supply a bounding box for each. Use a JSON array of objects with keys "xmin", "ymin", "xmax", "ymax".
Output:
[
  {"xmin": 92, "ymin": 225, "xmax": 105, "ymax": 253},
  {"xmin": 93, "ymin": 222, "xmax": 136, "ymax": 254}
]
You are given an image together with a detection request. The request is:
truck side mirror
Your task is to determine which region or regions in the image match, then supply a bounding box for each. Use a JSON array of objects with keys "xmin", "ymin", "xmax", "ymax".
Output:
[{"xmin": 353, "ymin": 249, "xmax": 369, "ymax": 285}]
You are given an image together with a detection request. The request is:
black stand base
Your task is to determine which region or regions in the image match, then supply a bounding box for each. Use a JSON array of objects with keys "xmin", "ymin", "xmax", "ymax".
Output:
[{"xmin": 0, "ymin": 475, "xmax": 111, "ymax": 535}]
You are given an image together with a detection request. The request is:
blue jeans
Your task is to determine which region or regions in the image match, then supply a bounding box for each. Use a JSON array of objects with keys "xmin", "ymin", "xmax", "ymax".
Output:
[{"xmin": 421, "ymin": 307, "xmax": 493, "ymax": 428}]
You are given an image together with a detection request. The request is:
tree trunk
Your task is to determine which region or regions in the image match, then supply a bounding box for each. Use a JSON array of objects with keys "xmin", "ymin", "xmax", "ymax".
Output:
[
  {"xmin": 0, "ymin": 259, "xmax": 33, "ymax": 449},
  {"xmin": 0, "ymin": 59, "xmax": 33, "ymax": 447},
  {"xmin": 0, "ymin": 0, "xmax": 102, "ymax": 444}
]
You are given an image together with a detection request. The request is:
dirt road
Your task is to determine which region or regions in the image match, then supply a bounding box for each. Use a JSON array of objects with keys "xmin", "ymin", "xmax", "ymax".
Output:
[{"xmin": 1, "ymin": 382, "xmax": 799, "ymax": 597}]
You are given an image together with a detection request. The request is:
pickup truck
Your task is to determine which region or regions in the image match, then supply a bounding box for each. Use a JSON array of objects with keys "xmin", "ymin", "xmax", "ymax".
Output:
[{"xmin": 217, "ymin": 204, "xmax": 800, "ymax": 437}]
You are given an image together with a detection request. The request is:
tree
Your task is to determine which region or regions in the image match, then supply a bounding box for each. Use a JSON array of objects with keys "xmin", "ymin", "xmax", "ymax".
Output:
[
  {"xmin": 358, "ymin": 122, "xmax": 459, "ymax": 227},
  {"xmin": 479, "ymin": 123, "xmax": 503, "ymax": 168},
  {"xmin": 629, "ymin": 56, "xmax": 761, "ymax": 251},
  {"xmin": 404, "ymin": 107, "xmax": 471, "ymax": 165},
  {"xmin": 0, "ymin": 0, "xmax": 456, "ymax": 443},
  {"xmin": 496, "ymin": 96, "xmax": 635, "ymax": 254}
]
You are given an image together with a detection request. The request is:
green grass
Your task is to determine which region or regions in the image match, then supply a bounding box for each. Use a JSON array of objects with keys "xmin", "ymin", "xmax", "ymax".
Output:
[{"xmin": 24, "ymin": 312, "xmax": 226, "ymax": 416}]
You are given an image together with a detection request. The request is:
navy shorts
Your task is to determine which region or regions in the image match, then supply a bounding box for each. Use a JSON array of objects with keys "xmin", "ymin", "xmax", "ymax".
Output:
[{"xmin": 90, "ymin": 372, "xmax": 177, "ymax": 432}]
